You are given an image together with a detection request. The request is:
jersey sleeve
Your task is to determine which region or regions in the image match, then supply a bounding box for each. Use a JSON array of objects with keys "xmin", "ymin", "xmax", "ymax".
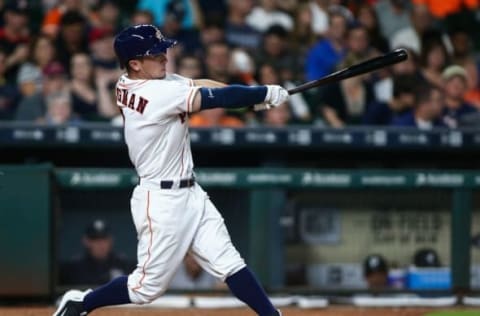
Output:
[{"xmin": 145, "ymin": 74, "xmax": 199, "ymax": 122}]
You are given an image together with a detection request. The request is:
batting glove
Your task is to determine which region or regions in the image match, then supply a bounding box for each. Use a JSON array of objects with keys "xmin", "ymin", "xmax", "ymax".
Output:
[{"xmin": 253, "ymin": 85, "xmax": 289, "ymax": 111}]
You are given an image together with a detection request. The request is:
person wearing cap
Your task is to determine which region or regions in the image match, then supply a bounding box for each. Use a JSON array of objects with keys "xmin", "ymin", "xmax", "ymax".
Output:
[
  {"xmin": 441, "ymin": 64, "xmax": 478, "ymax": 128},
  {"xmin": 60, "ymin": 219, "xmax": 134, "ymax": 286},
  {"xmin": 413, "ymin": 248, "xmax": 441, "ymax": 267},
  {"xmin": 14, "ymin": 61, "xmax": 70, "ymax": 122},
  {"xmin": 53, "ymin": 24, "xmax": 287, "ymax": 316},
  {"xmin": 363, "ymin": 254, "xmax": 389, "ymax": 290}
]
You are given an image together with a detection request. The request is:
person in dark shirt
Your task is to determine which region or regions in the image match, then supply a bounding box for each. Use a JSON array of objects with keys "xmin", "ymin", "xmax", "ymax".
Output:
[
  {"xmin": 363, "ymin": 254, "xmax": 389, "ymax": 290},
  {"xmin": 321, "ymin": 72, "xmax": 375, "ymax": 127},
  {"xmin": 60, "ymin": 219, "xmax": 134, "ymax": 286},
  {"xmin": 0, "ymin": 1, "xmax": 30, "ymax": 84},
  {"xmin": 363, "ymin": 74, "xmax": 417, "ymax": 125},
  {"xmin": 391, "ymin": 84, "xmax": 446, "ymax": 129}
]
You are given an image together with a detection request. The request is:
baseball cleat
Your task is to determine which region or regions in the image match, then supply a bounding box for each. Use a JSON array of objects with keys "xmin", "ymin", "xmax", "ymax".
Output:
[{"xmin": 53, "ymin": 289, "xmax": 91, "ymax": 316}]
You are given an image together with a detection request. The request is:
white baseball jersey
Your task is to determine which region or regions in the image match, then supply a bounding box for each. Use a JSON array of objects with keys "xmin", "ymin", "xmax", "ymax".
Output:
[
  {"xmin": 116, "ymin": 73, "xmax": 198, "ymax": 181},
  {"xmin": 115, "ymin": 73, "xmax": 245, "ymax": 304}
]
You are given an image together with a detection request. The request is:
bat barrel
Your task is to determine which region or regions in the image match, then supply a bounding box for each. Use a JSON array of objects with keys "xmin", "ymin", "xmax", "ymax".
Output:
[{"xmin": 288, "ymin": 48, "xmax": 408, "ymax": 95}]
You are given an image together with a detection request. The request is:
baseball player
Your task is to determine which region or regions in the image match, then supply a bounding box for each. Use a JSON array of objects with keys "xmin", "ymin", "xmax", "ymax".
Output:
[{"xmin": 53, "ymin": 24, "xmax": 288, "ymax": 316}]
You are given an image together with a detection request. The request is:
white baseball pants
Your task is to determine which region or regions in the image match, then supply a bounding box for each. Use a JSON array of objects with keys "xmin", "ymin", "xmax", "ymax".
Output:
[{"xmin": 127, "ymin": 183, "xmax": 246, "ymax": 304}]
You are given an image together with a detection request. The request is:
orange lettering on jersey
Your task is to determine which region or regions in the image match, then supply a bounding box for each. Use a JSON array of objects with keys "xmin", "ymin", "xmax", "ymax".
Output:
[
  {"xmin": 128, "ymin": 93, "xmax": 136, "ymax": 109},
  {"xmin": 136, "ymin": 97, "xmax": 149, "ymax": 114}
]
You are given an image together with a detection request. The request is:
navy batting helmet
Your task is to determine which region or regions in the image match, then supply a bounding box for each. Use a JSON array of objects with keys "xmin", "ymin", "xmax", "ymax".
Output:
[{"xmin": 114, "ymin": 24, "xmax": 176, "ymax": 67}]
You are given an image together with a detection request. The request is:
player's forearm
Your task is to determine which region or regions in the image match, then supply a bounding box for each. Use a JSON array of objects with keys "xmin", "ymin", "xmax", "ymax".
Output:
[
  {"xmin": 198, "ymin": 85, "xmax": 267, "ymax": 111},
  {"xmin": 193, "ymin": 79, "xmax": 228, "ymax": 88},
  {"xmin": 190, "ymin": 85, "xmax": 288, "ymax": 112}
]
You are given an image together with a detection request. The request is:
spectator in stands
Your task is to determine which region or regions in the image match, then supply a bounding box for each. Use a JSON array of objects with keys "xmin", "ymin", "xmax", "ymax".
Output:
[
  {"xmin": 308, "ymin": 0, "xmax": 330, "ymax": 36},
  {"xmin": 321, "ymin": 60, "xmax": 376, "ymax": 127},
  {"xmin": 413, "ymin": 248, "xmax": 441, "ymax": 267},
  {"xmin": 204, "ymin": 42, "xmax": 244, "ymax": 85},
  {"xmin": 305, "ymin": 11, "xmax": 348, "ymax": 81},
  {"xmin": 374, "ymin": 0, "xmax": 411, "ymax": 39},
  {"xmin": 42, "ymin": 0, "xmax": 90, "ymax": 38},
  {"xmin": 355, "ymin": 4, "xmax": 389, "ymax": 53},
  {"xmin": 17, "ymin": 62, "xmax": 42, "ymax": 101},
  {"xmin": 89, "ymin": 0, "xmax": 121, "ymax": 34},
  {"xmin": 88, "ymin": 28, "xmax": 118, "ymax": 71},
  {"xmin": 137, "ymin": 0, "xmax": 202, "ymax": 30},
  {"xmin": 196, "ymin": 20, "xmax": 226, "ymax": 59},
  {"xmin": 256, "ymin": 63, "xmax": 311, "ymax": 123},
  {"xmin": 69, "ymin": 53, "xmax": 98, "ymax": 120},
  {"xmin": 373, "ymin": 48, "xmax": 424, "ymax": 103},
  {"xmin": 60, "ymin": 219, "xmax": 134, "ymax": 286},
  {"xmin": 391, "ymin": 84, "xmax": 446, "ymax": 129},
  {"xmin": 40, "ymin": 90, "xmax": 80, "ymax": 125},
  {"xmin": 18, "ymin": 35, "xmax": 57, "ymax": 79},
  {"xmin": 95, "ymin": 67, "xmax": 120, "ymax": 123},
  {"xmin": 160, "ymin": 0, "xmax": 202, "ymax": 57},
  {"xmin": 230, "ymin": 48, "xmax": 256, "ymax": 85},
  {"xmin": 169, "ymin": 252, "xmax": 224, "ymax": 290},
  {"xmin": 441, "ymin": 65, "xmax": 478, "ymax": 128},
  {"xmin": 262, "ymin": 102, "xmax": 291, "ymax": 127},
  {"xmin": 197, "ymin": 0, "xmax": 227, "ymax": 23},
  {"xmin": 449, "ymin": 29, "xmax": 480, "ymax": 109},
  {"xmin": 225, "ymin": 0, "xmax": 261, "ymax": 51},
  {"xmin": 412, "ymin": 0, "xmax": 478, "ymax": 19},
  {"xmin": 246, "ymin": 0, "xmax": 294, "ymax": 33},
  {"xmin": 291, "ymin": 2, "xmax": 317, "ymax": 58},
  {"xmin": 390, "ymin": 3, "xmax": 452, "ymax": 55},
  {"xmin": 451, "ymin": 29, "xmax": 475, "ymax": 67},
  {"xmin": 364, "ymin": 74, "xmax": 417, "ymax": 125},
  {"xmin": 342, "ymin": 25, "xmax": 376, "ymax": 74},
  {"xmin": 363, "ymin": 254, "xmax": 389, "ymax": 290},
  {"xmin": 0, "ymin": 48, "xmax": 20, "ymax": 120},
  {"xmin": 15, "ymin": 61, "xmax": 69, "ymax": 122},
  {"xmin": 463, "ymin": 64, "xmax": 480, "ymax": 109},
  {"xmin": 54, "ymin": 10, "xmax": 90, "ymax": 74},
  {"xmin": 177, "ymin": 54, "xmax": 203, "ymax": 79},
  {"xmin": 255, "ymin": 25, "xmax": 298, "ymax": 83},
  {"xmin": 0, "ymin": 1, "xmax": 30, "ymax": 84},
  {"xmin": 420, "ymin": 40, "xmax": 450, "ymax": 89},
  {"xmin": 129, "ymin": 10, "xmax": 154, "ymax": 26},
  {"xmin": 189, "ymin": 108, "xmax": 244, "ymax": 128}
]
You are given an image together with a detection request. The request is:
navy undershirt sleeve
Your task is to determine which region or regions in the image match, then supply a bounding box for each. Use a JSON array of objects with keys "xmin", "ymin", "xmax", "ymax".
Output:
[{"xmin": 200, "ymin": 85, "xmax": 267, "ymax": 110}]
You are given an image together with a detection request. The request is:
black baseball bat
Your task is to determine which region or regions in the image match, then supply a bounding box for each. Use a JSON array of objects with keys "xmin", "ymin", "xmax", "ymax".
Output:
[{"xmin": 288, "ymin": 48, "xmax": 408, "ymax": 95}]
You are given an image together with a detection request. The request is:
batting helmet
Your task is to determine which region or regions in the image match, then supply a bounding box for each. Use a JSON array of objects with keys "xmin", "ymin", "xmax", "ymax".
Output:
[
  {"xmin": 413, "ymin": 248, "xmax": 441, "ymax": 267},
  {"xmin": 113, "ymin": 24, "xmax": 176, "ymax": 67}
]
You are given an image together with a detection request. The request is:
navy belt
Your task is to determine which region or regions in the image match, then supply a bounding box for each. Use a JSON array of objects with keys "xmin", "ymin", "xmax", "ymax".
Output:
[{"xmin": 160, "ymin": 178, "xmax": 195, "ymax": 189}]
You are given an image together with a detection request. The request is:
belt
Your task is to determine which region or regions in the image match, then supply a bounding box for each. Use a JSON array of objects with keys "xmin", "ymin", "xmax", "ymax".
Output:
[
  {"xmin": 160, "ymin": 178, "xmax": 195, "ymax": 189},
  {"xmin": 139, "ymin": 177, "xmax": 195, "ymax": 189}
]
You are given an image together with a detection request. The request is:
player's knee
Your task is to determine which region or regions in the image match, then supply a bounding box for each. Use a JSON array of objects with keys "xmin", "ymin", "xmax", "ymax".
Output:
[{"xmin": 128, "ymin": 285, "xmax": 168, "ymax": 304}]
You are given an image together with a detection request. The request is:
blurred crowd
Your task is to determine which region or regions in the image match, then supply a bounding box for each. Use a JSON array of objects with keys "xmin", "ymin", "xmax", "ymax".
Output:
[{"xmin": 1, "ymin": 0, "xmax": 480, "ymax": 128}]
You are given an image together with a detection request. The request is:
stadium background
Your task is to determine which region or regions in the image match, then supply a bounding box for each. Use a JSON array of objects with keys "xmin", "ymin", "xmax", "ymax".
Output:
[{"xmin": 1, "ymin": 0, "xmax": 480, "ymax": 315}]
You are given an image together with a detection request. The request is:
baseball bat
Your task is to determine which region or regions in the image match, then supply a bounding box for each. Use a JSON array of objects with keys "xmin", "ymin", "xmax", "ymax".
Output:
[{"xmin": 288, "ymin": 48, "xmax": 408, "ymax": 95}]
